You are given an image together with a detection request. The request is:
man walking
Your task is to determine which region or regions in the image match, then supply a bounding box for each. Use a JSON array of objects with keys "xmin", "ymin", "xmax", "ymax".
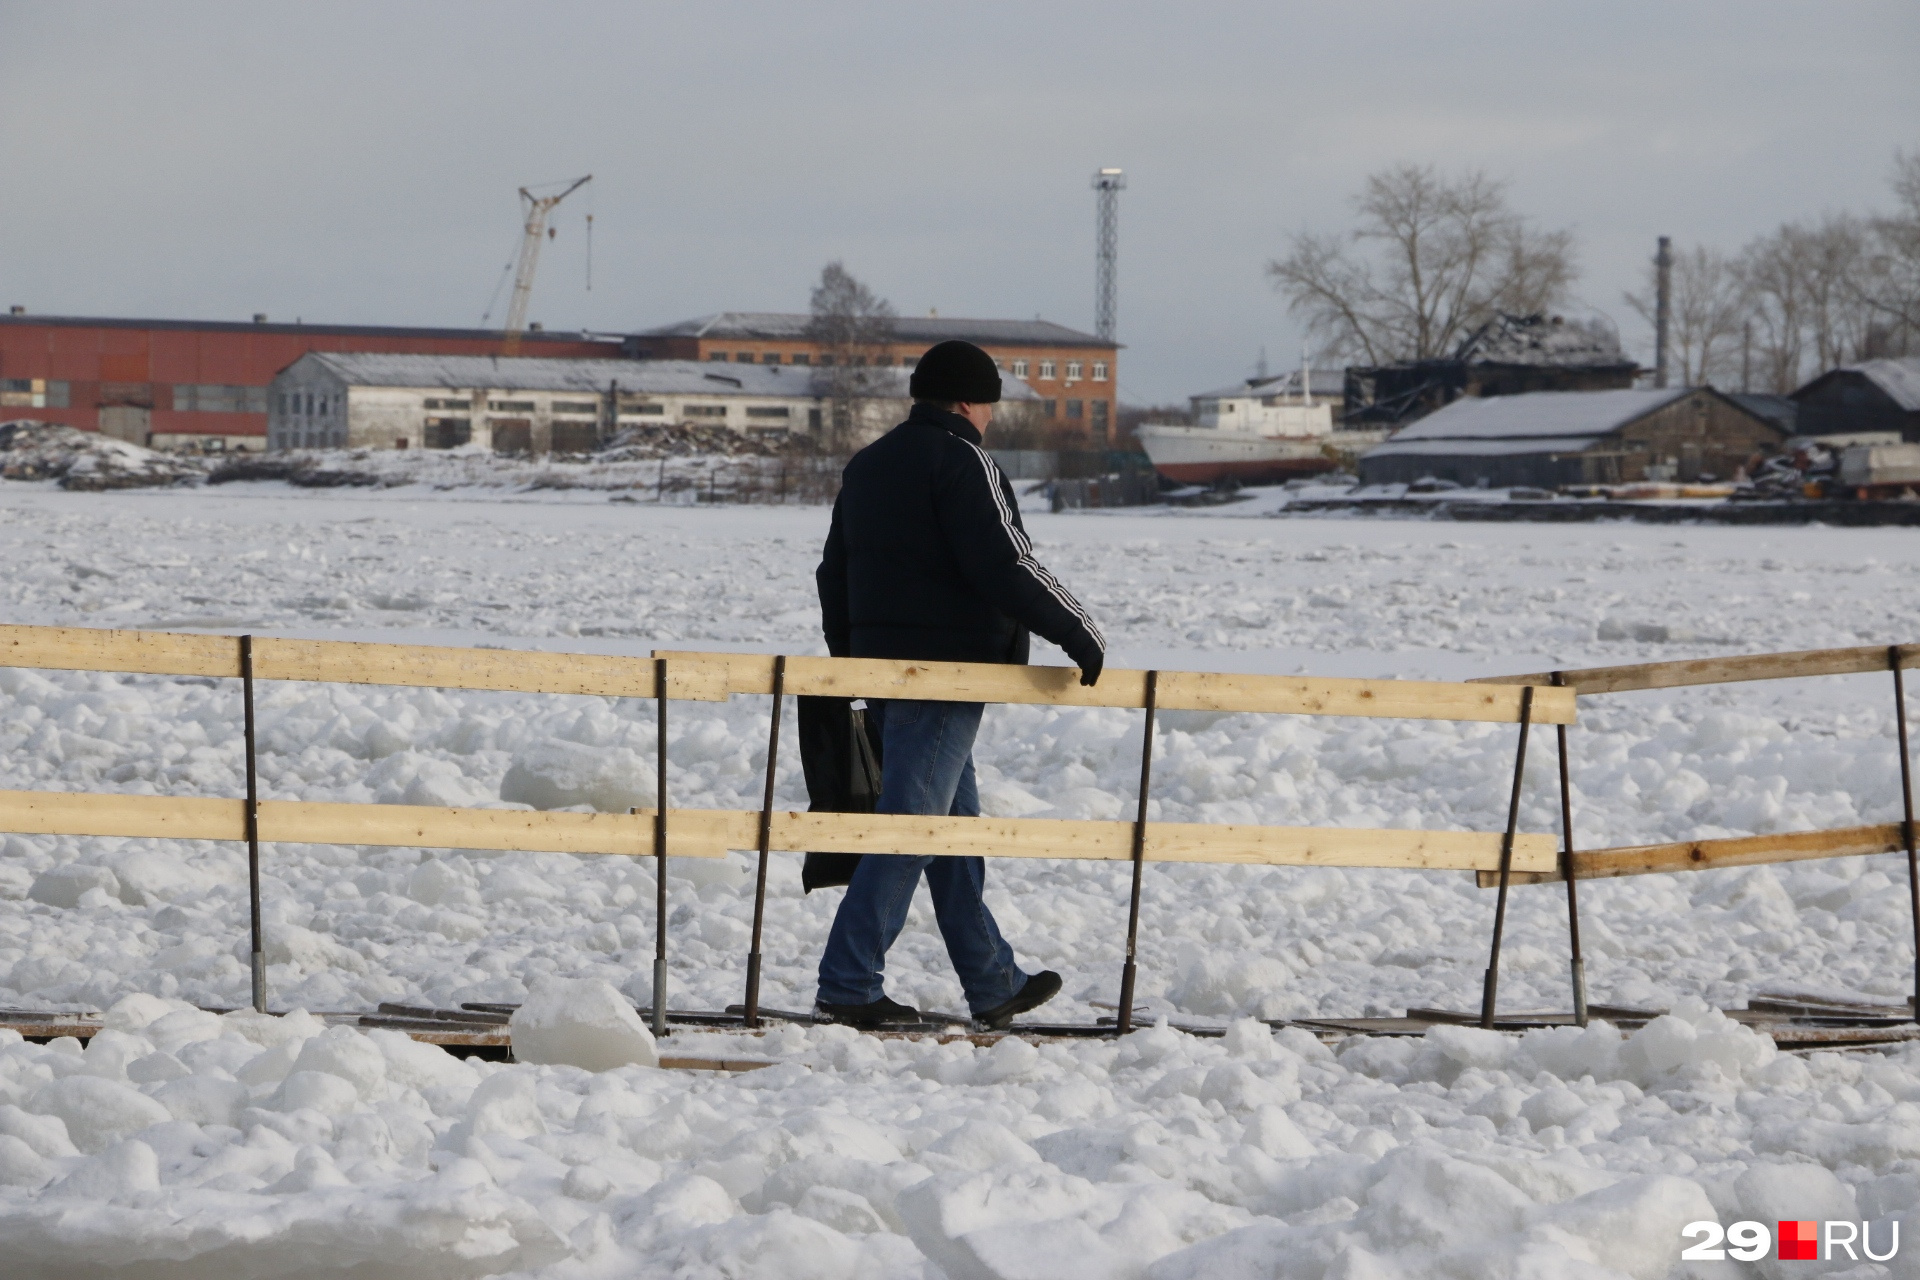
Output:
[{"xmin": 814, "ymin": 340, "xmax": 1106, "ymax": 1030}]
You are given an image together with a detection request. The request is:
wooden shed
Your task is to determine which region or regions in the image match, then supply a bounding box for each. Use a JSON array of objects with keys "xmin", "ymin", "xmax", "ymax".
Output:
[{"xmin": 1358, "ymin": 387, "xmax": 1786, "ymax": 489}]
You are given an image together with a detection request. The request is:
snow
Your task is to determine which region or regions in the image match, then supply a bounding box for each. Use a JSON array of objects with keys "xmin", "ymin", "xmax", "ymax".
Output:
[
  {"xmin": 509, "ymin": 978, "xmax": 659, "ymax": 1072},
  {"xmin": 1, "ymin": 479, "xmax": 1918, "ymax": 1275}
]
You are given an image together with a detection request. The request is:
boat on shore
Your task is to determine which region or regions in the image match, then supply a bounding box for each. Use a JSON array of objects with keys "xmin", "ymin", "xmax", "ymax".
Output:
[{"xmin": 1136, "ymin": 403, "xmax": 1339, "ymax": 486}]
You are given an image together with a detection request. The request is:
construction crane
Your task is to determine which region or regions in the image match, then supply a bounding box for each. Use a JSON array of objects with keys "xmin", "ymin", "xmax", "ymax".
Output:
[{"xmin": 501, "ymin": 175, "xmax": 591, "ymax": 354}]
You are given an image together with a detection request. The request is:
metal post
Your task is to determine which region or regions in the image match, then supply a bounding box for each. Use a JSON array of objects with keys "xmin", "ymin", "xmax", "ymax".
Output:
[
  {"xmin": 1892, "ymin": 646, "xmax": 1920, "ymax": 1025},
  {"xmin": 240, "ymin": 635, "xmax": 266, "ymax": 1014},
  {"xmin": 652, "ymin": 657, "xmax": 669, "ymax": 1037},
  {"xmin": 1481, "ymin": 685, "xmax": 1535, "ymax": 1028},
  {"xmin": 1116, "ymin": 670, "xmax": 1159, "ymax": 1035},
  {"xmin": 744, "ymin": 656, "xmax": 787, "ymax": 1027},
  {"xmin": 1653, "ymin": 235, "xmax": 1673, "ymax": 390},
  {"xmin": 1552, "ymin": 673, "xmax": 1588, "ymax": 1026}
]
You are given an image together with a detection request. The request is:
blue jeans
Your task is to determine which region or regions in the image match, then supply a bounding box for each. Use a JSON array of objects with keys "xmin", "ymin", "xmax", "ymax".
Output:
[{"xmin": 816, "ymin": 699, "xmax": 1026, "ymax": 1014}]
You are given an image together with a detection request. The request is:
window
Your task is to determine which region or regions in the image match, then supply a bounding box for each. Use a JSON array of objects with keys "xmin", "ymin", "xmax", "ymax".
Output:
[
  {"xmin": 808, "ymin": 408, "xmax": 822, "ymax": 429},
  {"xmin": 173, "ymin": 383, "xmax": 269, "ymax": 413},
  {"xmin": 1011, "ymin": 359, "xmax": 1029, "ymax": 378},
  {"xmin": 1066, "ymin": 361, "xmax": 1082, "ymax": 381},
  {"xmin": 684, "ymin": 404, "xmax": 728, "ymax": 418},
  {"xmin": 551, "ymin": 401, "xmax": 599, "ymax": 415},
  {"xmin": 1067, "ymin": 399, "xmax": 1084, "ymax": 419},
  {"xmin": 1092, "ymin": 362, "xmax": 1107, "ymax": 381},
  {"xmin": 709, "ymin": 351, "xmax": 729, "ymax": 361},
  {"xmin": 1039, "ymin": 360, "xmax": 1056, "ymax": 380},
  {"xmin": 762, "ymin": 352, "xmax": 781, "ymax": 365},
  {"xmin": 423, "ymin": 397, "xmax": 468, "ymax": 410},
  {"xmin": 872, "ymin": 355, "xmax": 892, "ymax": 367},
  {"xmin": 1092, "ymin": 399, "xmax": 1109, "ymax": 423},
  {"xmin": 791, "ymin": 353, "xmax": 811, "ymax": 366},
  {"xmin": 0, "ymin": 377, "xmax": 63, "ymax": 408},
  {"xmin": 817, "ymin": 354, "xmax": 835, "ymax": 367},
  {"xmin": 746, "ymin": 406, "xmax": 791, "ymax": 419},
  {"xmin": 620, "ymin": 403, "xmax": 665, "ymax": 416},
  {"xmin": 489, "ymin": 400, "xmax": 538, "ymax": 413},
  {"xmin": 736, "ymin": 352, "xmax": 756, "ymax": 363},
  {"xmin": 1044, "ymin": 399, "xmax": 1057, "ymax": 418}
]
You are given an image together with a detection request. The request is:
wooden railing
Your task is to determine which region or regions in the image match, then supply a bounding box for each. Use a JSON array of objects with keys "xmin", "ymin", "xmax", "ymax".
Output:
[
  {"xmin": 1472, "ymin": 643, "xmax": 1920, "ymax": 1027},
  {"xmin": 0, "ymin": 624, "xmax": 1565, "ymax": 1032}
]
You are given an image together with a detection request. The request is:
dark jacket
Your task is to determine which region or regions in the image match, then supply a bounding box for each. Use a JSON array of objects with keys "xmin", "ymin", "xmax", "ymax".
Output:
[{"xmin": 817, "ymin": 404, "xmax": 1105, "ymax": 671}]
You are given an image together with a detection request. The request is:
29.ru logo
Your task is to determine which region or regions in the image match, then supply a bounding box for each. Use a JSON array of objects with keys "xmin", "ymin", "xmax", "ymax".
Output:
[{"xmin": 1681, "ymin": 1220, "xmax": 1898, "ymax": 1262}]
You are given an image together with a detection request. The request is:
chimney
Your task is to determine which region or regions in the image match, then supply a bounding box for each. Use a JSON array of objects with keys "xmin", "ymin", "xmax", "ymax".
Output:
[
  {"xmin": 253, "ymin": 313, "xmax": 267, "ymax": 324},
  {"xmin": 8, "ymin": 305, "xmax": 23, "ymax": 315},
  {"xmin": 1653, "ymin": 236, "xmax": 1672, "ymax": 389}
]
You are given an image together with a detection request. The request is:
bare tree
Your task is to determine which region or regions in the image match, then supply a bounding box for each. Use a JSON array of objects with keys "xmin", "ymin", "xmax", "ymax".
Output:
[
  {"xmin": 1858, "ymin": 151, "xmax": 1920, "ymax": 353},
  {"xmin": 1737, "ymin": 215, "xmax": 1875, "ymax": 391},
  {"xmin": 1267, "ymin": 164, "xmax": 1578, "ymax": 364},
  {"xmin": 1624, "ymin": 243, "xmax": 1745, "ymax": 386},
  {"xmin": 806, "ymin": 262, "xmax": 897, "ymax": 448}
]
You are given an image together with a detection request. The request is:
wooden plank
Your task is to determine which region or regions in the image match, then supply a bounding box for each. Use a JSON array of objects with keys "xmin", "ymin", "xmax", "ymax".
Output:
[
  {"xmin": 254, "ymin": 638, "xmax": 727, "ymax": 700},
  {"xmin": 759, "ymin": 810, "xmax": 1558, "ymax": 873},
  {"xmin": 0, "ymin": 786, "xmax": 1554, "ymax": 872},
  {"xmin": 0, "ymin": 789, "xmax": 245, "ymax": 840},
  {"xmin": 1476, "ymin": 822, "xmax": 1907, "ymax": 886},
  {"xmin": 260, "ymin": 801, "xmax": 728, "ymax": 859},
  {"xmin": 1472, "ymin": 642, "xmax": 1920, "ymax": 696},
  {"xmin": 0, "ymin": 624, "xmax": 240, "ymax": 679},
  {"xmin": 656, "ymin": 650, "xmax": 1575, "ymax": 725}
]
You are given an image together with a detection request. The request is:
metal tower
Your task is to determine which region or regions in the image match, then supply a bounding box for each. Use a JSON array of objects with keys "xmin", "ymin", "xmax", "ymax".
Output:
[{"xmin": 1092, "ymin": 168, "xmax": 1125, "ymax": 342}]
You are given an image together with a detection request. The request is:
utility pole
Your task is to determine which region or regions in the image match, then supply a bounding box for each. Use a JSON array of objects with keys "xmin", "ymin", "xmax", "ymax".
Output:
[
  {"xmin": 1741, "ymin": 321, "xmax": 1752, "ymax": 393},
  {"xmin": 1653, "ymin": 235, "xmax": 1673, "ymax": 389},
  {"xmin": 1092, "ymin": 168, "xmax": 1125, "ymax": 343}
]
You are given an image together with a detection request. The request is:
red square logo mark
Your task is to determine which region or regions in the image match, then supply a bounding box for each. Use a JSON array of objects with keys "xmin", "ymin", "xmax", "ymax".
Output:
[{"xmin": 1778, "ymin": 1221, "xmax": 1819, "ymax": 1261}]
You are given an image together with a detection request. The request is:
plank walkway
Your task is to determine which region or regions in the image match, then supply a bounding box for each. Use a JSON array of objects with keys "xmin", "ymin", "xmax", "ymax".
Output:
[{"xmin": 5, "ymin": 993, "xmax": 1914, "ymax": 1063}]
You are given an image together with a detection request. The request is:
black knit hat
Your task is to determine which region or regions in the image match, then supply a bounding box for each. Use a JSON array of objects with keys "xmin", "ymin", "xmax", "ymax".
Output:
[{"xmin": 910, "ymin": 340, "xmax": 1002, "ymax": 404}]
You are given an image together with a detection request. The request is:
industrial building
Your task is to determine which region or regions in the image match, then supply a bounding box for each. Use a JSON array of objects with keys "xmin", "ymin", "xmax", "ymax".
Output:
[
  {"xmin": 1343, "ymin": 314, "xmax": 1639, "ymax": 429},
  {"xmin": 0, "ymin": 312, "xmax": 617, "ymax": 451},
  {"xmin": 1357, "ymin": 387, "xmax": 1785, "ymax": 489},
  {"xmin": 627, "ymin": 313, "xmax": 1119, "ymax": 442},
  {"xmin": 267, "ymin": 352, "xmax": 1039, "ymax": 453}
]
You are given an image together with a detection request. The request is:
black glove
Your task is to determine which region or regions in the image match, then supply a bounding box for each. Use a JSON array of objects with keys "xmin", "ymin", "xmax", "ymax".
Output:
[{"xmin": 1076, "ymin": 650, "xmax": 1103, "ymax": 687}]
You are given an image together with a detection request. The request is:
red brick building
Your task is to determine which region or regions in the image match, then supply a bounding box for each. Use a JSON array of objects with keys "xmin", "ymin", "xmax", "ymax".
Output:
[
  {"xmin": 627, "ymin": 313, "xmax": 1121, "ymax": 442},
  {"xmin": 0, "ymin": 312, "xmax": 618, "ymax": 450}
]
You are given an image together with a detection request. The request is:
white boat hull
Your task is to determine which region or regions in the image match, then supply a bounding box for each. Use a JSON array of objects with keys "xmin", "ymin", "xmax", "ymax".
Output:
[{"xmin": 1136, "ymin": 424, "xmax": 1336, "ymax": 485}]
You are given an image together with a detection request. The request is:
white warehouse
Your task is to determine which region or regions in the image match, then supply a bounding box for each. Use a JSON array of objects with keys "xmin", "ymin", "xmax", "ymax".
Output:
[
  {"xmin": 270, "ymin": 353, "xmax": 821, "ymax": 454},
  {"xmin": 268, "ymin": 352, "xmax": 1042, "ymax": 454}
]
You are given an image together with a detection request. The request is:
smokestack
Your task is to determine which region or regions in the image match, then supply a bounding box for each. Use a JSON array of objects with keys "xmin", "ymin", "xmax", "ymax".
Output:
[{"xmin": 1653, "ymin": 236, "xmax": 1672, "ymax": 389}]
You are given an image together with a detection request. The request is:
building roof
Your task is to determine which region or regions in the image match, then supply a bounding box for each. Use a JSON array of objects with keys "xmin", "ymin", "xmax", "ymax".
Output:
[
  {"xmin": 1727, "ymin": 392, "xmax": 1799, "ymax": 434},
  {"xmin": 0, "ymin": 311, "xmax": 611, "ymax": 346},
  {"xmin": 1193, "ymin": 369, "xmax": 1347, "ymax": 401},
  {"xmin": 635, "ymin": 312, "xmax": 1118, "ymax": 350},
  {"xmin": 1453, "ymin": 313, "xmax": 1633, "ymax": 369},
  {"xmin": 284, "ymin": 352, "xmax": 1039, "ymax": 400},
  {"xmin": 1851, "ymin": 358, "xmax": 1920, "ymax": 411},
  {"xmin": 1363, "ymin": 387, "xmax": 1695, "ymax": 458}
]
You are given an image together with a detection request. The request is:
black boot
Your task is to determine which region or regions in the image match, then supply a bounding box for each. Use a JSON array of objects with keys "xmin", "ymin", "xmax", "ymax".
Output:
[
  {"xmin": 972, "ymin": 970, "xmax": 1062, "ymax": 1031},
  {"xmin": 814, "ymin": 994, "xmax": 922, "ymax": 1028}
]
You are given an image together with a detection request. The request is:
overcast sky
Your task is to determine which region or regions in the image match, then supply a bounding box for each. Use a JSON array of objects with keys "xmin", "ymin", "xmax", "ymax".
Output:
[{"xmin": 3, "ymin": 2, "xmax": 1916, "ymax": 402}]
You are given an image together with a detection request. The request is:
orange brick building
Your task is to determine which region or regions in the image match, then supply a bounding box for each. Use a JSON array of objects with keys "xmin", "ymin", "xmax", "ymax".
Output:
[{"xmin": 626, "ymin": 313, "xmax": 1121, "ymax": 442}]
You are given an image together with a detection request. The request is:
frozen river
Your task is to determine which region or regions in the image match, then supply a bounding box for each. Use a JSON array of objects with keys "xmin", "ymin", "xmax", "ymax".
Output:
[{"xmin": 0, "ymin": 481, "xmax": 1915, "ymax": 1277}]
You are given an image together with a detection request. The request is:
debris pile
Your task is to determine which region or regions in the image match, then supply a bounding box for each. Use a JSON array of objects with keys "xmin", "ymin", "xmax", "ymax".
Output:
[
  {"xmin": 0, "ymin": 421, "xmax": 206, "ymax": 490},
  {"xmin": 598, "ymin": 422, "xmax": 815, "ymax": 461}
]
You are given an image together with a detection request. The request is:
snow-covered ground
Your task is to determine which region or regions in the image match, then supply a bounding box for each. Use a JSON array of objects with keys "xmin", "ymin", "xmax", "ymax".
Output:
[{"xmin": 1, "ymin": 480, "xmax": 1917, "ymax": 1277}]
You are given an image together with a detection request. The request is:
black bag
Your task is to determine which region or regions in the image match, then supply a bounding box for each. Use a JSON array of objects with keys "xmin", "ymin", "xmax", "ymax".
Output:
[{"xmin": 796, "ymin": 696, "xmax": 885, "ymax": 893}]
